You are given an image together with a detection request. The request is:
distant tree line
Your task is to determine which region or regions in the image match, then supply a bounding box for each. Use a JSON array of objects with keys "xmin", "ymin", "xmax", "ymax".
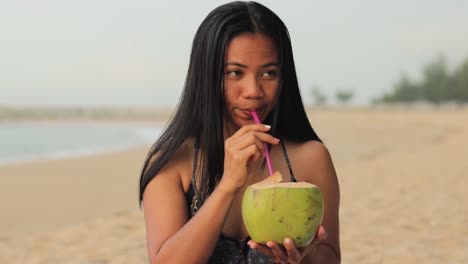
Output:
[
  {"xmin": 374, "ymin": 54, "xmax": 468, "ymax": 104},
  {"xmin": 310, "ymin": 86, "xmax": 354, "ymax": 106}
]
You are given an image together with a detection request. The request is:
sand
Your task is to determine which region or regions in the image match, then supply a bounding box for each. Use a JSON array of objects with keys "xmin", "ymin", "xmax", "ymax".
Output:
[{"xmin": 0, "ymin": 107, "xmax": 467, "ymax": 264}]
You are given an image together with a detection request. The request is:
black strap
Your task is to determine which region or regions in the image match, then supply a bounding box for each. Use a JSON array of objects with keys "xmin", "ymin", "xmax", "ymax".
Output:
[
  {"xmin": 191, "ymin": 143, "xmax": 199, "ymax": 194},
  {"xmin": 189, "ymin": 143, "xmax": 201, "ymax": 216},
  {"xmin": 280, "ymin": 140, "xmax": 296, "ymax": 182}
]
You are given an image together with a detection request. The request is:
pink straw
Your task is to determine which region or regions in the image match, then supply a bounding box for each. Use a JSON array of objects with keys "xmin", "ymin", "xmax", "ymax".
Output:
[{"xmin": 250, "ymin": 111, "xmax": 274, "ymax": 175}]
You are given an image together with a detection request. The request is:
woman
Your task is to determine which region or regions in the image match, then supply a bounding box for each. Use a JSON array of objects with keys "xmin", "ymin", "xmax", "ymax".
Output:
[{"xmin": 139, "ymin": 1, "xmax": 340, "ymax": 263}]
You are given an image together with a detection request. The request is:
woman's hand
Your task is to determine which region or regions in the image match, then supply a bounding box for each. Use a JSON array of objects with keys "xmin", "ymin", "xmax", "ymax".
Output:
[
  {"xmin": 218, "ymin": 124, "xmax": 279, "ymax": 193},
  {"xmin": 247, "ymin": 226, "xmax": 328, "ymax": 264}
]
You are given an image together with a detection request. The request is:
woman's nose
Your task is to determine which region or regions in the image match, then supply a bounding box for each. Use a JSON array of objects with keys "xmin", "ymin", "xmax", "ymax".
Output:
[{"xmin": 241, "ymin": 75, "xmax": 263, "ymax": 99}]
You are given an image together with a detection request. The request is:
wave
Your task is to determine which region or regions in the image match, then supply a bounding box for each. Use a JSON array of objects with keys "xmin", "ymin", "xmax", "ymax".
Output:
[{"xmin": 0, "ymin": 122, "xmax": 163, "ymax": 166}]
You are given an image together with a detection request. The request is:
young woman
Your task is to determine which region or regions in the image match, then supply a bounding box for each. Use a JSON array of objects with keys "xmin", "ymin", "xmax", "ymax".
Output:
[{"xmin": 139, "ymin": 2, "xmax": 340, "ymax": 263}]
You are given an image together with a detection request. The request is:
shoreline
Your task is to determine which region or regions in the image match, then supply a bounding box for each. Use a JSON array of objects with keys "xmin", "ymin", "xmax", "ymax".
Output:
[
  {"xmin": 0, "ymin": 121, "xmax": 165, "ymax": 167},
  {"xmin": 0, "ymin": 143, "xmax": 152, "ymax": 168}
]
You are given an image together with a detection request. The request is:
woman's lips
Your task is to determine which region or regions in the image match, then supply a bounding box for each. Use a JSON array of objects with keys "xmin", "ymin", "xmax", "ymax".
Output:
[
  {"xmin": 238, "ymin": 109, "xmax": 252, "ymax": 118},
  {"xmin": 238, "ymin": 108, "xmax": 262, "ymax": 120}
]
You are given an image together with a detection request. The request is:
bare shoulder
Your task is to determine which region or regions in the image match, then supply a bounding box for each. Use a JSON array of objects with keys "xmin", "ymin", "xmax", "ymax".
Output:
[
  {"xmin": 285, "ymin": 140, "xmax": 336, "ymax": 185},
  {"xmin": 296, "ymin": 140, "xmax": 332, "ymax": 163},
  {"xmin": 143, "ymin": 137, "xmax": 195, "ymax": 194}
]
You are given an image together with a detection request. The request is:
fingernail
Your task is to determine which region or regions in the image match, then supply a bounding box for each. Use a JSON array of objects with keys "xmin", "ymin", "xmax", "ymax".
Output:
[
  {"xmin": 285, "ymin": 238, "xmax": 292, "ymax": 244},
  {"xmin": 264, "ymin": 125, "xmax": 271, "ymax": 130},
  {"xmin": 274, "ymin": 137, "xmax": 280, "ymax": 143}
]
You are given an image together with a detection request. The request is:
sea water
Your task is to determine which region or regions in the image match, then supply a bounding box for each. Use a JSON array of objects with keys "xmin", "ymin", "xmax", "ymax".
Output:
[{"xmin": 0, "ymin": 122, "xmax": 164, "ymax": 165}]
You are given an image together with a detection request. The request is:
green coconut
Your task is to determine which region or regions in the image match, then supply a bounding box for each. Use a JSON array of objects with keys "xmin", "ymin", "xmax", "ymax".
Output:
[{"xmin": 241, "ymin": 171, "xmax": 323, "ymax": 248}]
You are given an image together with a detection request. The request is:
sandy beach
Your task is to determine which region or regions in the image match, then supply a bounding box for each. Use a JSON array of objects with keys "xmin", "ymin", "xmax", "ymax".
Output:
[{"xmin": 1, "ymin": 107, "xmax": 467, "ymax": 264}]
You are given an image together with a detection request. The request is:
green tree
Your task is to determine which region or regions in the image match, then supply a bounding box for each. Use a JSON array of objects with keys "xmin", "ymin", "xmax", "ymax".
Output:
[
  {"xmin": 335, "ymin": 89, "xmax": 354, "ymax": 104},
  {"xmin": 420, "ymin": 54, "xmax": 452, "ymax": 103},
  {"xmin": 452, "ymin": 58, "xmax": 468, "ymax": 103},
  {"xmin": 377, "ymin": 74, "xmax": 421, "ymax": 103},
  {"xmin": 373, "ymin": 53, "xmax": 468, "ymax": 104},
  {"xmin": 310, "ymin": 85, "xmax": 327, "ymax": 106}
]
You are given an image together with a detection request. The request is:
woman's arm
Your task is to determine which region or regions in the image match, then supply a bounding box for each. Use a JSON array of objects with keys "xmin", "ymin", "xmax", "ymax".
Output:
[
  {"xmin": 143, "ymin": 162, "xmax": 237, "ymax": 264},
  {"xmin": 298, "ymin": 140, "xmax": 341, "ymax": 263},
  {"xmin": 143, "ymin": 124, "xmax": 278, "ymax": 263}
]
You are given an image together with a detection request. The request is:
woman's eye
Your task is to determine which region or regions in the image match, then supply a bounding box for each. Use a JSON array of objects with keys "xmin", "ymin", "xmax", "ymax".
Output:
[
  {"xmin": 226, "ymin": 70, "xmax": 242, "ymax": 77},
  {"xmin": 261, "ymin": 71, "xmax": 277, "ymax": 78}
]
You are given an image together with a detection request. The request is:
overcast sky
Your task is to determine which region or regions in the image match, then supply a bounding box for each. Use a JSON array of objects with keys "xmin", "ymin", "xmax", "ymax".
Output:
[{"xmin": 1, "ymin": 0, "xmax": 467, "ymax": 107}]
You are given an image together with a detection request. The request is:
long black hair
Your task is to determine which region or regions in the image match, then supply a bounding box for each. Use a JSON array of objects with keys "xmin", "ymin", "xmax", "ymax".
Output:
[{"xmin": 139, "ymin": 1, "xmax": 321, "ymax": 204}]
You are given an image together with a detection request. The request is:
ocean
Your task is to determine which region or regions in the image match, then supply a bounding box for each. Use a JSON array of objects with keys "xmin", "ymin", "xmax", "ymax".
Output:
[{"xmin": 0, "ymin": 122, "xmax": 163, "ymax": 166}]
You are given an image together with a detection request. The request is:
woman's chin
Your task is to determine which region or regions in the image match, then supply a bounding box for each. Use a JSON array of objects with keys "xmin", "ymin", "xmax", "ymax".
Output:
[
  {"xmin": 227, "ymin": 119, "xmax": 254, "ymax": 130},
  {"xmin": 238, "ymin": 118, "xmax": 257, "ymax": 126}
]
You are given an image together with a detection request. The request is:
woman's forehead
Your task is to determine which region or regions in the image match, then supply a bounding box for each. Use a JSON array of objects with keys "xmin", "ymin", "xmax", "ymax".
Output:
[{"xmin": 224, "ymin": 33, "xmax": 278, "ymax": 65}]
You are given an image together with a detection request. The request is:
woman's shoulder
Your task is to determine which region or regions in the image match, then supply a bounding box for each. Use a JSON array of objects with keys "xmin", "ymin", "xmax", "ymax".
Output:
[
  {"xmin": 148, "ymin": 137, "xmax": 195, "ymax": 167},
  {"xmin": 143, "ymin": 137, "xmax": 196, "ymax": 198},
  {"xmin": 284, "ymin": 139, "xmax": 335, "ymax": 184},
  {"xmin": 145, "ymin": 137, "xmax": 196, "ymax": 182},
  {"xmin": 171, "ymin": 137, "xmax": 197, "ymax": 164},
  {"xmin": 284, "ymin": 139, "xmax": 329, "ymax": 161},
  {"xmin": 168, "ymin": 137, "xmax": 197, "ymax": 190}
]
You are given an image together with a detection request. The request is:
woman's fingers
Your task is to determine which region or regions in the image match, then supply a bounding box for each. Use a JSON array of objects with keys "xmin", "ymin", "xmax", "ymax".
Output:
[
  {"xmin": 226, "ymin": 126, "xmax": 279, "ymax": 163},
  {"xmin": 247, "ymin": 241, "xmax": 275, "ymax": 259},
  {"xmin": 249, "ymin": 239, "xmax": 305, "ymax": 264},
  {"xmin": 236, "ymin": 123, "xmax": 271, "ymax": 136},
  {"xmin": 266, "ymin": 241, "xmax": 288, "ymax": 263},
  {"xmin": 301, "ymin": 226, "xmax": 328, "ymax": 257},
  {"xmin": 284, "ymin": 238, "xmax": 301, "ymax": 263},
  {"xmin": 248, "ymin": 240, "xmax": 288, "ymax": 264},
  {"xmin": 234, "ymin": 124, "xmax": 279, "ymax": 145},
  {"xmin": 246, "ymin": 228, "xmax": 328, "ymax": 263},
  {"xmin": 241, "ymin": 144, "xmax": 262, "ymax": 163},
  {"xmin": 234, "ymin": 131, "xmax": 279, "ymax": 152},
  {"xmin": 241, "ymin": 133, "xmax": 266, "ymax": 155},
  {"xmin": 221, "ymin": 123, "xmax": 278, "ymax": 191}
]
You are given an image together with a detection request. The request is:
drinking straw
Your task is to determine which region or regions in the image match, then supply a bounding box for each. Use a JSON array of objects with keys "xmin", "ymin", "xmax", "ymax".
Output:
[{"xmin": 250, "ymin": 111, "xmax": 274, "ymax": 175}]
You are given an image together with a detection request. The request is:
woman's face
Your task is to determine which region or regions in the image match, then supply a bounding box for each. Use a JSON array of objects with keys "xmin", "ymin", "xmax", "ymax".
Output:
[{"xmin": 223, "ymin": 33, "xmax": 280, "ymax": 132}]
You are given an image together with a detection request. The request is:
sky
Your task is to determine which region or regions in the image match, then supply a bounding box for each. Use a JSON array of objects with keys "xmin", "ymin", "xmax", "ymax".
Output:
[{"xmin": 1, "ymin": 0, "xmax": 468, "ymax": 107}]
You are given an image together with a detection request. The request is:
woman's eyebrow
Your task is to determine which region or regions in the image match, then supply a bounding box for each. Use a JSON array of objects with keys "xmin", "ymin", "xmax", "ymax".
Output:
[
  {"xmin": 225, "ymin": 62, "xmax": 247, "ymax": 68},
  {"xmin": 260, "ymin": 62, "xmax": 279, "ymax": 68},
  {"xmin": 224, "ymin": 61, "xmax": 279, "ymax": 68}
]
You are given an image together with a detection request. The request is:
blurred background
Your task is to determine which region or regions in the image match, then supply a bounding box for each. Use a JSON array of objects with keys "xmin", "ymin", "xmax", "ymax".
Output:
[{"xmin": 1, "ymin": 1, "xmax": 467, "ymax": 263}]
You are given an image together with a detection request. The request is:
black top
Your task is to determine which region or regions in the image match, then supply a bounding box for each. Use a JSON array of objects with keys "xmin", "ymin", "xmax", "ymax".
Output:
[{"xmin": 185, "ymin": 141, "xmax": 297, "ymax": 264}]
